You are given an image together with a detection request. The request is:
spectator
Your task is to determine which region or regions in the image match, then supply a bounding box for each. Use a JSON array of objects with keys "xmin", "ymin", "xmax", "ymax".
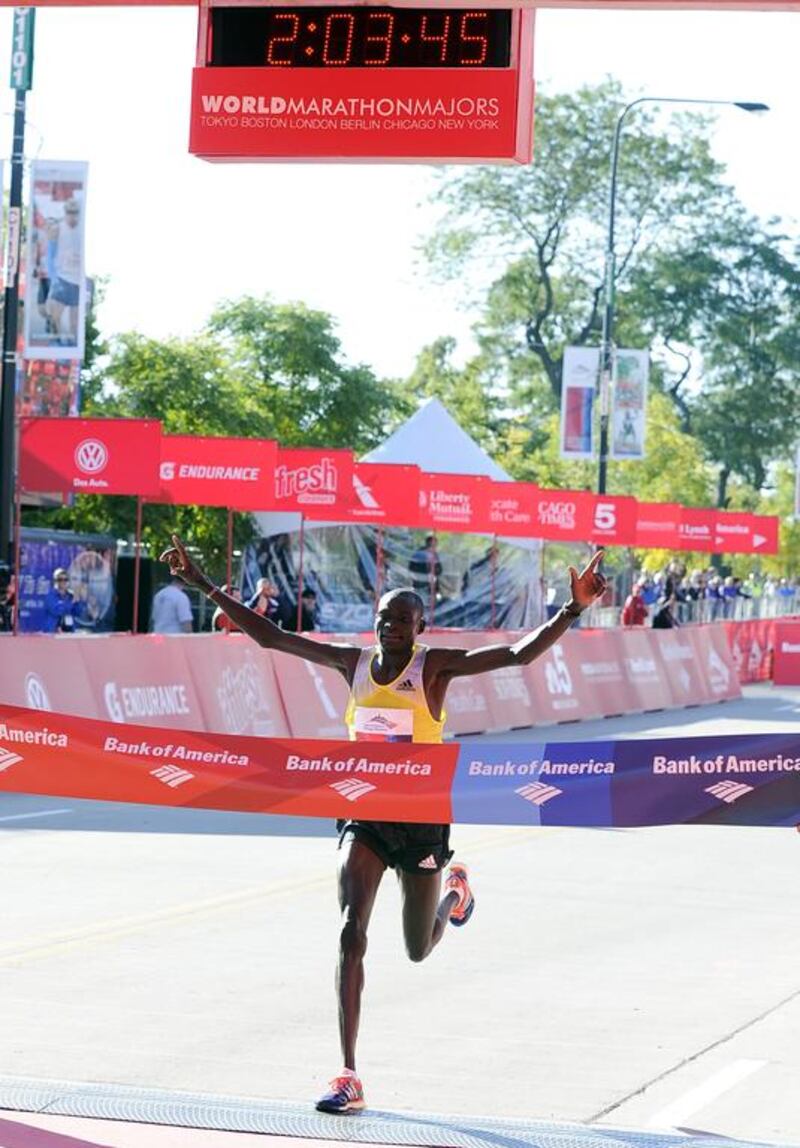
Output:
[
  {"xmin": 621, "ymin": 582, "xmax": 649, "ymax": 627},
  {"xmin": 42, "ymin": 568, "xmax": 82, "ymax": 633},
  {"xmin": 0, "ymin": 582, "xmax": 13, "ymax": 632},
  {"xmin": 284, "ymin": 587, "xmax": 319, "ymax": 633},
  {"xmin": 639, "ymin": 574, "xmax": 658, "ymax": 607},
  {"xmin": 246, "ymin": 577, "xmax": 281, "ymax": 623},
  {"xmin": 151, "ymin": 574, "xmax": 193, "ymax": 634},
  {"xmin": 652, "ymin": 595, "xmax": 680, "ymax": 629},
  {"xmin": 213, "ymin": 585, "xmax": 242, "ymax": 632},
  {"xmin": 409, "ymin": 534, "xmax": 442, "ymax": 600}
]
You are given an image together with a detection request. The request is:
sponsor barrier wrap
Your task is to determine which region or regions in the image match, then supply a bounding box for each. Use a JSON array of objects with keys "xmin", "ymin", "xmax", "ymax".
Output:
[
  {"xmin": 773, "ymin": 621, "xmax": 800, "ymax": 686},
  {"xmin": 2, "ymin": 703, "xmax": 800, "ymax": 828}
]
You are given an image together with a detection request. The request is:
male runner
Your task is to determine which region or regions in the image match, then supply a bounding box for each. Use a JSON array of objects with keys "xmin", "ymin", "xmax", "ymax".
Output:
[{"xmin": 160, "ymin": 535, "xmax": 606, "ymax": 1114}]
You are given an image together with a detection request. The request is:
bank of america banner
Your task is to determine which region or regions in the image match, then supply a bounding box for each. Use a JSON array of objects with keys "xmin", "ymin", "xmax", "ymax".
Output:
[
  {"xmin": 24, "ymin": 160, "xmax": 89, "ymax": 362},
  {"xmin": 2, "ymin": 702, "xmax": 800, "ymax": 829},
  {"xmin": 611, "ymin": 348, "xmax": 649, "ymax": 460},
  {"xmin": 560, "ymin": 346, "xmax": 598, "ymax": 460}
]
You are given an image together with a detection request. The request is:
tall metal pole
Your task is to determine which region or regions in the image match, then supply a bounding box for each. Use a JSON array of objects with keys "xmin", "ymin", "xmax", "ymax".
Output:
[
  {"xmin": 597, "ymin": 95, "xmax": 768, "ymax": 497},
  {"xmin": 0, "ymin": 8, "xmax": 34, "ymax": 566}
]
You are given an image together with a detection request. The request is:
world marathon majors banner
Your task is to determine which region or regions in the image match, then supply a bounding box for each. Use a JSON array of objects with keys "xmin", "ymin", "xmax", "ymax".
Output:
[{"xmin": 1, "ymin": 704, "xmax": 800, "ymax": 828}]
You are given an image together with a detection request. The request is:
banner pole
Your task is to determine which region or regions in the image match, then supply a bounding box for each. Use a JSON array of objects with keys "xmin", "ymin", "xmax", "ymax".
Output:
[
  {"xmin": 296, "ymin": 514, "xmax": 305, "ymax": 632},
  {"xmin": 12, "ymin": 477, "xmax": 21, "ymax": 635},
  {"xmin": 491, "ymin": 534, "xmax": 497, "ymax": 630},
  {"xmin": 430, "ymin": 530, "xmax": 437, "ymax": 628},
  {"xmin": 375, "ymin": 525, "xmax": 384, "ymax": 607},
  {"xmin": 132, "ymin": 497, "xmax": 143, "ymax": 635},
  {"xmin": 226, "ymin": 507, "xmax": 233, "ymax": 596}
]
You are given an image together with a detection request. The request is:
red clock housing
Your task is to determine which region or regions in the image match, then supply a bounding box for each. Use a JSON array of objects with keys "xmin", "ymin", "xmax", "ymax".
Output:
[{"xmin": 189, "ymin": 1, "xmax": 535, "ymax": 163}]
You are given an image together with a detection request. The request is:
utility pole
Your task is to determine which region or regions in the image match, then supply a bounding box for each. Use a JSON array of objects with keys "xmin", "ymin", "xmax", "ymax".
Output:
[{"xmin": 0, "ymin": 7, "xmax": 34, "ymax": 566}]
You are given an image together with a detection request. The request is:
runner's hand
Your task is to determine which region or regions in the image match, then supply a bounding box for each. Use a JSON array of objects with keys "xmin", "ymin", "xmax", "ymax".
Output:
[
  {"xmin": 567, "ymin": 550, "xmax": 607, "ymax": 611},
  {"xmin": 159, "ymin": 533, "xmax": 209, "ymax": 589}
]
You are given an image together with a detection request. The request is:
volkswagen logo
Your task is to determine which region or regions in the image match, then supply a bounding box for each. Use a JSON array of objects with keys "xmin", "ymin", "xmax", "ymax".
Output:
[
  {"xmin": 74, "ymin": 438, "xmax": 109, "ymax": 475},
  {"xmin": 24, "ymin": 672, "xmax": 52, "ymax": 711}
]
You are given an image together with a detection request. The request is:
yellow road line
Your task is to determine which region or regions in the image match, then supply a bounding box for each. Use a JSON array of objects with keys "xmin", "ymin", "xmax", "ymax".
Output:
[{"xmin": 1, "ymin": 825, "xmax": 554, "ymax": 967}]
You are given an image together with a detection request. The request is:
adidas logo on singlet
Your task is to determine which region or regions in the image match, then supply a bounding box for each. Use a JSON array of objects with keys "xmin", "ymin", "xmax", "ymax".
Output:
[{"xmin": 395, "ymin": 679, "xmax": 416, "ymax": 692}]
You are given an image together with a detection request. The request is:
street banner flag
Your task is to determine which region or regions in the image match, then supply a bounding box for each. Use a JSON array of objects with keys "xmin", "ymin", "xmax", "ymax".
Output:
[
  {"xmin": 611, "ymin": 349, "xmax": 648, "ymax": 460},
  {"xmin": 24, "ymin": 160, "xmax": 89, "ymax": 362},
  {"xmin": 560, "ymin": 347, "xmax": 598, "ymax": 460}
]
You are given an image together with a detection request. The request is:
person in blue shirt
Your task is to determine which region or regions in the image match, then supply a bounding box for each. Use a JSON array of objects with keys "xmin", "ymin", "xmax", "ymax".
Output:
[{"xmin": 42, "ymin": 568, "xmax": 81, "ymax": 634}]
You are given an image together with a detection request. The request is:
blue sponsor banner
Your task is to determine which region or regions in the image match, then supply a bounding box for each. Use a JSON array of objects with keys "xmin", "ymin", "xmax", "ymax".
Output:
[{"xmin": 454, "ymin": 736, "xmax": 800, "ymax": 828}]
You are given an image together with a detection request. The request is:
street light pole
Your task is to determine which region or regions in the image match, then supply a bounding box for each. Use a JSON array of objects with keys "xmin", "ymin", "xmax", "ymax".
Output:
[
  {"xmin": 0, "ymin": 7, "xmax": 35, "ymax": 567},
  {"xmin": 596, "ymin": 96, "xmax": 769, "ymax": 497}
]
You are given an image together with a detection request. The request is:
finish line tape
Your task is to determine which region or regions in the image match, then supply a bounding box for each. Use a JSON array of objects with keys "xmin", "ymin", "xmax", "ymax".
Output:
[{"xmin": 1, "ymin": 703, "xmax": 798, "ymax": 828}]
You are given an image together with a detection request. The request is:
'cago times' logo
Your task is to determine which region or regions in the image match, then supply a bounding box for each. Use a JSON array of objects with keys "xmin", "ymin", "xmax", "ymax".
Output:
[{"xmin": 74, "ymin": 438, "xmax": 109, "ymax": 476}]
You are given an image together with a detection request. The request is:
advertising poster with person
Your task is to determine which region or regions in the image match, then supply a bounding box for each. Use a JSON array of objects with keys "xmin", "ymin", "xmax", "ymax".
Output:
[
  {"xmin": 17, "ymin": 528, "xmax": 116, "ymax": 634},
  {"xmin": 611, "ymin": 349, "xmax": 649, "ymax": 460},
  {"xmin": 24, "ymin": 160, "xmax": 89, "ymax": 361}
]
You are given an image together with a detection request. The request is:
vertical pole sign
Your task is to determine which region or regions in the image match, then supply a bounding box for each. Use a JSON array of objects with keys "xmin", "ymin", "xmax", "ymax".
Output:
[
  {"xmin": 0, "ymin": 7, "xmax": 33, "ymax": 565},
  {"xmin": 611, "ymin": 348, "xmax": 648, "ymax": 460},
  {"xmin": 560, "ymin": 346, "xmax": 598, "ymax": 459}
]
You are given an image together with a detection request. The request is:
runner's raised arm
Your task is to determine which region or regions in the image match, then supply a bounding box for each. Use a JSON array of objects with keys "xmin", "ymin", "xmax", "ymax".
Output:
[{"xmin": 159, "ymin": 534, "xmax": 359, "ymax": 678}]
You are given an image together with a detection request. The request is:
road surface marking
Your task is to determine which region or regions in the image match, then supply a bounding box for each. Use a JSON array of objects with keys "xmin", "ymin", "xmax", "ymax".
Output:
[
  {"xmin": 647, "ymin": 1058, "xmax": 767, "ymax": 1130},
  {"xmin": 0, "ymin": 808, "xmax": 72, "ymax": 824}
]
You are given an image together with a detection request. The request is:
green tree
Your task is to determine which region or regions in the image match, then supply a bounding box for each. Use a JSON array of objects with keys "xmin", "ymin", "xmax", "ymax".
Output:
[
  {"xmin": 424, "ymin": 79, "xmax": 731, "ymax": 411},
  {"xmin": 207, "ymin": 296, "xmax": 397, "ymax": 452}
]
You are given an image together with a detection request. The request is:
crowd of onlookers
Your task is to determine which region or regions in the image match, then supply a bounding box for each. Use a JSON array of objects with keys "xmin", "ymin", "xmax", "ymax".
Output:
[{"xmin": 620, "ymin": 561, "xmax": 799, "ymax": 629}]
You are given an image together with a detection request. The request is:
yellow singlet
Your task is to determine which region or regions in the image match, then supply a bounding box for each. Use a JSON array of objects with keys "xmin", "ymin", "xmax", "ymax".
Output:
[{"xmin": 344, "ymin": 644, "xmax": 445, "ymax": 744}]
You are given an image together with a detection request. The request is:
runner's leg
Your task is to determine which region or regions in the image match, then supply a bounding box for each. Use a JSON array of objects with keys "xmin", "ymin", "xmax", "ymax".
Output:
[
  {"xmin": 398, "ymin": 870, "xmax": 458, "ymax": 963},
  {"xmin": 337, "ymin": 837, "xmax": 385, "ymax": 1072}
]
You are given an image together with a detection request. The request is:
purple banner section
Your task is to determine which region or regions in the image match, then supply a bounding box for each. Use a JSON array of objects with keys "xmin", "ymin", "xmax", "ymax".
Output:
[{"xmin": 452, "ymin": 736, "xmax": 800, "ymax": 828}]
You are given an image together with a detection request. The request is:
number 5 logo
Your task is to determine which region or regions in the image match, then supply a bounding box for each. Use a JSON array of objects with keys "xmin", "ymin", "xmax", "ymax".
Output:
[{"xmin": 594, "ymin": 501, "xmax": 616, "ymax": 533}]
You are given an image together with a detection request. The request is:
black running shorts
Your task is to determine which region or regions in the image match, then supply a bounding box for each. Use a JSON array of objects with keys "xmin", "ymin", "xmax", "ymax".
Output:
[{"xmin": 337, "ymin": 819, "xmax": 453, "ymax": 874}]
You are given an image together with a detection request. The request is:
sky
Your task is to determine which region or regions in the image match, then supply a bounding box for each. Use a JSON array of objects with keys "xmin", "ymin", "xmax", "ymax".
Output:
[{"xmin": 0, "ymin": 5, "xmax": 797, "ymax": 379}]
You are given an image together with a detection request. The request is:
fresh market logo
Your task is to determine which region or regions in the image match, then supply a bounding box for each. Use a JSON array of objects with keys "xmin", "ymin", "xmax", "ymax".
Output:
[{"xmin": 276, "ymin": 458, "xmax": 338, "ymax": 505}]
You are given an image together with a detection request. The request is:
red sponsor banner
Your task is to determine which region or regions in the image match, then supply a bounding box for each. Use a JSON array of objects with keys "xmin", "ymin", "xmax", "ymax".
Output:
[
  {"xmin": 530, "ymin": 488, "xmax": 595, "ymax": 542},
  {"xmin": 156, "ymin": 435, "xmax": 277, "ymax": 510},
  {"xmin": 0, "ymin": 704, "xmax": 456, "ymax": 824},
  {"xmin": 76, "ymin": 634, "xmax": 206, "ymax": 731},
  {"xmin": 271, "ymin": 649, "xmax": 350, "ymax": 739},
  {"xmin": 651, "ymin": 628, "xmax": 715, "ymax": 707},
  {"xmin": 714, "ymin": 510, "xmax": 755, "ymax": 554},
  {"xmin": 635, "ymin": 502, "xmax": 682, "ymax": 550},
  {"xmin": 190, "ymin": 67, "xmax": 528, "ymax": 164},
  {"xmin": 19, "ymin": 417, "xmax": 162, "ymax": 497},
  {"xmin": 677, "ymin": 507, "xmax": 716, "ymax": 552},
  {"xmin": 419, "ymin": 473, "xmax": 493, "ymax": 534},
  {"xmin": 184, "ymin": 636, "xmax": 290, "ymax": 737},
  {"xmin": 616, "ymin": 627, "xmax": 673, "ymax": 712},
  {"xmin": 725, "ymin": 618, "xmax": 777, "ymax": 684},
  {"xmin": 273, "ymin": 447, "xmax": 354, "ymax": 515},
  {"xmin": 488, "ymin": 482, "xmax": 538, "ymax": 537},
  {"xmin": 307, "ymin": 462, "xmax": 421, "ymax": 526},
  {"xmin": 749, "ymin": 514, "xmax": 780, "ymax": 555},
  {"xmin": 590, "ymin": 495, "xmax": 638, "ymax": 546},
  {"xmin": 772, "ymin": 621, "xmax": 800, "ymax": 686},
  {"xmin": 350, "ymin": 462, "xmax": 420, "ymax": 526},
  {"xmin": 423, "ymin": 631, "xmax": 496, "ymax": 735},
  {"xmin": 567, "ymin": 629, "xmax": 628, "ymax": 719},
  {"xmin": 522, "ymin": 637, "xmax": 601, "ymax": 722},
  {"xmin": 687, "ymin": 624, "xmax": 740, "ymax": 700},
  {"xmin": 0, "ymin": 636, "xmax": 102, "ymax": 718}
]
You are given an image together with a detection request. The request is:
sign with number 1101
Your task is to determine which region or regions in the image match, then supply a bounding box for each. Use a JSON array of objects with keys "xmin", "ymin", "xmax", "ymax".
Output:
[{"xmin": 9, "ymin": 7, "xmax": 35, "ymax": 91}]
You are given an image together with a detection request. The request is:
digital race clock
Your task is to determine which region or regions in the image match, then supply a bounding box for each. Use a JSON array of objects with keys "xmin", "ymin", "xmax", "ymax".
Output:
[
  {"xmin": 207, "ymin": 7, "xmax": 513, "ymax": 68},
  {"xmin": 189, "ymin": 0, "xmax": 535, "ymax": 163}
]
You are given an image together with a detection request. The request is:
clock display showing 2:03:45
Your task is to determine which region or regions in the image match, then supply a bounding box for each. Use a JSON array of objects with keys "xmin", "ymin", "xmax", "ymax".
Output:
[{"xmin": 208, "ymin": 7, "xmax": 513, "ymax": 69}]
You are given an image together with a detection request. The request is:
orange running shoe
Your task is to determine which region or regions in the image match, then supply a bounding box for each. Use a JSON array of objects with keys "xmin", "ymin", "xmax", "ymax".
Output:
[
  {"xmin": 445, "ymin": 863, "xmax": 475, "ymax": 927},
  {"xmin": 315, "ymin": 1068, "xmax": 366, "ymax": 1114}
]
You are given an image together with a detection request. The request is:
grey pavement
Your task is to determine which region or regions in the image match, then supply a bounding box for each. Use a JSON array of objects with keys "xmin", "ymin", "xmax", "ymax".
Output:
[{"xmin": 1, "ymin": 684, "xmax": 799, "ymax": 1146}]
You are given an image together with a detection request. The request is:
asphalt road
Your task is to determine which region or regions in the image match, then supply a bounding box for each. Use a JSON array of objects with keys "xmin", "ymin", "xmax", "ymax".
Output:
[{"xmin": 2, "ymin": 683, "xmax": 800, "ymax": 1145}]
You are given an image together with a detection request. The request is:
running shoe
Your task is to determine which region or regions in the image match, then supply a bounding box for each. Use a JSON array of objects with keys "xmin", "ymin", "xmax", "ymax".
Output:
[
  {"xmin": 445, "ymin": 863, "xmax": 475, "ymax": 927},
  {"xmin": 315, "ymin": 1069, "xmax": 366, "ymax": 1114}
]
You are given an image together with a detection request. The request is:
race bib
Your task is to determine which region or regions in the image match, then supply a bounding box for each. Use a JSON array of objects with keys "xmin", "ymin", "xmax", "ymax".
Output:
[{"xmin": 353, "ymin": 706, "xmax": 414, "ymax": 742}]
